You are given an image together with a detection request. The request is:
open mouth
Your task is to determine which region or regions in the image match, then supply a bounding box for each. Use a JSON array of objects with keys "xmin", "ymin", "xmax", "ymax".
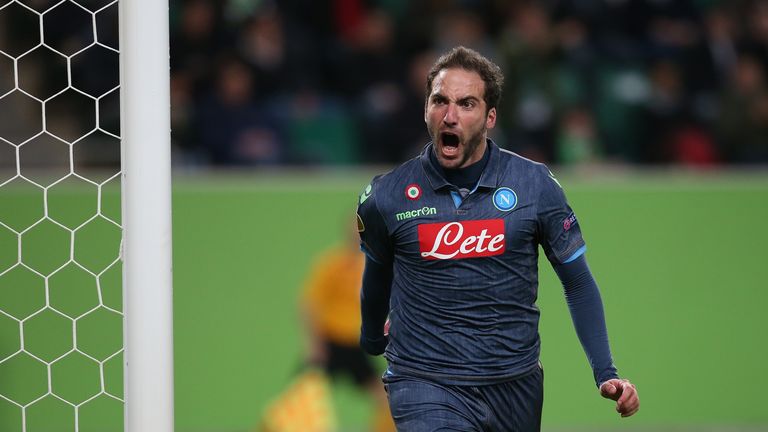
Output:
[
  {"xmin": 438, "ymin": 132, "xmax": 461, "ymax": 159},
  {"xmin": 441, "ymin": 132, "xmax": 460, "ymax": 148}
]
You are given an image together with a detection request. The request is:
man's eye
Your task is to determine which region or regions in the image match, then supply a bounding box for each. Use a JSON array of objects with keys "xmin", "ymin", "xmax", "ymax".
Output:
[{"xmin": 461, "ymin": 100, "xmax": 475, "ymax": 108}]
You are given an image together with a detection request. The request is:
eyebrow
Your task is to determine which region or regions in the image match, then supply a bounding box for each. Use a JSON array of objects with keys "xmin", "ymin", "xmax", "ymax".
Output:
[
  {"xmin": 430, "ymin": 94, "xmax": 481, "ymax": 104},
  {"xmin": 457, "ymin": 96, "xmax": 480, "ymax": 104},
  {"xmin": 431, "ymin": 93, "xmax": 447, "ymax": 101}
]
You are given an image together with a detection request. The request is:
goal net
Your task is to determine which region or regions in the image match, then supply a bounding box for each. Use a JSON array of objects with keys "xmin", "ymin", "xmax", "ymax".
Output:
[{"xmin": 0, "ymin": 0, "xmax": 173, "ymax": 430}]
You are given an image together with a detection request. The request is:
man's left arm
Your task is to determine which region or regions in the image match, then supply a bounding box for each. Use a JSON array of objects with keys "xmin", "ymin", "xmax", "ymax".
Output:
[
  {"xmin": 553, "ymin": 255, "xmax": 640, "ymax": 418},
  {"xmin": 537, "ymin": 165, "xmax": 639, "ymax": 418}
]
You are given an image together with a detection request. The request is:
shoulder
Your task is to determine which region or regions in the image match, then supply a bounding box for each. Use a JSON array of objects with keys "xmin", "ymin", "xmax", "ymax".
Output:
[
  {"xmin": 493, "ymin": 149, "xmax": 567, "ymax": 207},
  {"xmin": 359, "ymin": 156, "xmax": 423, "ymax": 206},
  {"xmin": 380, "ymin": 156, "xmax": 423, "ymax": 186},
  {"xmin": 497, "ymin": 148, "xmax": 554, "ymax": 180}
]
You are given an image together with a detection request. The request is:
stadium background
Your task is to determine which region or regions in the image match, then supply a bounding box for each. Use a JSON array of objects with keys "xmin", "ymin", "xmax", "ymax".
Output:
[{"xmin": 1, "ymin": 0, "xmax": 767, "ymax": 430}]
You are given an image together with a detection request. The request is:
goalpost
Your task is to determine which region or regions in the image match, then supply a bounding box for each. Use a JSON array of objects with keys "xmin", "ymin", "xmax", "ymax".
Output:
[
  {"xmin": 0, "ymin": 0, "xmax": 174, "ymax": 430},
  {"xmin": 120, "ymin": 0, "xmax": 175, "ymax": 430}
]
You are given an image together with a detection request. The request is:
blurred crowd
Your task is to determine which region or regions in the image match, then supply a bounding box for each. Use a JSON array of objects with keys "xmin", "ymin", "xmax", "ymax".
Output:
[
  {"xmin": 170, "ymin": 0, "xmax": 768, "ymax": 168},
  {"xmin": 4, "ymin": 0, "xmax": 768, "ymax": 169}
]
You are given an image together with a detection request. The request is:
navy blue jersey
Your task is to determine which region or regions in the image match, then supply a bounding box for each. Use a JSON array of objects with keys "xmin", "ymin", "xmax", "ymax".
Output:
[{"xmin": 357, "ymin": 140, "xmax": 587, "ymax": 384}]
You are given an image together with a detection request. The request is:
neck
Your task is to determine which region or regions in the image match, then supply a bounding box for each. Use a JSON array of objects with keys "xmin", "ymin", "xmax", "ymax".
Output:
[{"xmin": 431, "ymin": 141, "xmax": 491, "ymax": 190}]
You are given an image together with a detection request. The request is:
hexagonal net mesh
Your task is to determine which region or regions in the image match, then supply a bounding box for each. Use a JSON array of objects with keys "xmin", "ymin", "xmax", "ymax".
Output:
[{"xmin": 0, "ymin": 0, "xmax": 123, "ymax": 430}]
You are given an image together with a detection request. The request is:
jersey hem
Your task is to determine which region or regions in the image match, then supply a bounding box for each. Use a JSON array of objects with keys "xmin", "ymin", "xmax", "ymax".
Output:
[{"xmin": 386, "ymin": 360, "xmax": 541, "ymax": 386}]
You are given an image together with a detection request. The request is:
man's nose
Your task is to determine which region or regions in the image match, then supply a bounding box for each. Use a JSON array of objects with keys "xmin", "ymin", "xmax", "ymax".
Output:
[{"xmin": 443, "ymin": 103, "xmax": 458, "ymax": 125}]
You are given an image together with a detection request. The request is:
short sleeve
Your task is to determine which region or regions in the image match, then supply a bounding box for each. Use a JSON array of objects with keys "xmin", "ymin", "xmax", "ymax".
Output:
[
  {"xmin": 536, "ymin": 166, "xmax": 586, "ymax": 265},
  {"xmin": 356, "ymin": 177, "xmax": 394, "ymax": 265}
]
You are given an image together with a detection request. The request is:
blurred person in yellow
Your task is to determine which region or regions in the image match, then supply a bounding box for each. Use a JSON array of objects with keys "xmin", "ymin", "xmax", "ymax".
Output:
[
  {"xmin": 300, "ymin": 221, "xmax": 395, "ymax": 432},
  {"xmin": 260, "ymin": 368, "xmax": 337, "ymax": 432}
]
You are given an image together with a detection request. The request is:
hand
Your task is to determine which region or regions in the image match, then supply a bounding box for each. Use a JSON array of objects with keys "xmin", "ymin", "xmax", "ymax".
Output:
[
  {"xmin": 599, "ymin": 378, "xmax": 639, "ymax": 417},
  {"xmin": 360, "ymin": 333, "xmax": 388, "ymax": 356}
]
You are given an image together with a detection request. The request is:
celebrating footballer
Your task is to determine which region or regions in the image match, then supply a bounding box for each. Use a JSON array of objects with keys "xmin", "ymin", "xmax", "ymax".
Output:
[{"xmin": 356, "ymin": 46, "xmax": 639, "ymax": 431}]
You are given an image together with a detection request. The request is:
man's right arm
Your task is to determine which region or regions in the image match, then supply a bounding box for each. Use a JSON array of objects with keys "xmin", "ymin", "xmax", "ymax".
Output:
[
  {"xmin": 356, "ymin": 177, "xmax": 394, "ymax": 356},
  {"xmin": 360, "ymin": 255, "xmax": 393, "ymax": 355}
]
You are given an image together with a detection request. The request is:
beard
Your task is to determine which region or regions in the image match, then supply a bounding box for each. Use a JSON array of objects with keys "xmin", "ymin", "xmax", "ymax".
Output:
[{"xmin": 429, "ymin": 123, "xmax": 487, "ymax": 170}]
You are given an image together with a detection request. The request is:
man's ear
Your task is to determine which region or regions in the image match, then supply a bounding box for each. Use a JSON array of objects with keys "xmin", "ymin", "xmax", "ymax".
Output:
[{"xmin": 486, "ymin": 107, "xmax": 497, "ymax": 129}]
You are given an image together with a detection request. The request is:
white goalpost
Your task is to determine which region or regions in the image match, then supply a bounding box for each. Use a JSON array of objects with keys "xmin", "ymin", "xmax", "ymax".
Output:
[
  {"xmin": 0, "ymin": 0, "xmax": 174, "ymax": 430},
  {"xmin": 119, "ymin": 0, "xmax": 174, "ymax": 431}
]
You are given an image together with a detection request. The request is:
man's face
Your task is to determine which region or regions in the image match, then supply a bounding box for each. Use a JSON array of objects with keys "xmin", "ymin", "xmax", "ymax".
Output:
[{"xmin": 425, "ymin": 68, "xmax": 496, "ymax": 169}]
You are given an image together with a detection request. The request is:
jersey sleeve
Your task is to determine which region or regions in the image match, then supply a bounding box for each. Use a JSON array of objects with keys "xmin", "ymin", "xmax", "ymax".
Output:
[
  {"xmin": 554, "ymin": 255, "xmax": 619, "ymax": 386},
  {"xmin": 356, "ymin": 177, "xmax": 394, "ymax": 265},
  {"xmin": 536, "ymin": 166, "xmax": 586, "ymax": 265}
]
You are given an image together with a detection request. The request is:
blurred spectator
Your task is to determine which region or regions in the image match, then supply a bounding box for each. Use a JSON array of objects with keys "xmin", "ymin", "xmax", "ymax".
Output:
[
  {"xmin": 556, "ymin": 106, "xmax": 600, "ymax": 166},
  {"xmin": 299, "ymin": 221, "xmax": 395, "ymax": 432},
  {"xmin": 389, "ymin": 50, "xmax": 436, "ymax": 162},
  {"xmin": 716, "ymin": 53, "xmax": 768, "ymax": 163},
  {"xmin": 742, "ymin": 0, "xmax": 768, "ymax": 68},
  {"xmin": 433, "ymin": 10, "xmax": 498, "ymax": 61},
  {"xmin": 281, "ymin": 88, "xmax": 359, "ymax": 165},
  {"xmin": 669, "ymin": 124, "xmax": 720, "ymax": 166},
  {"xmin": 238, "ymin": 5, "xmax": 292, "ymax": 99},
  {"xmin": 641, "ymin": 60, "xmax": 689, "ymax": 163},
  {"xmin": 338, "ymin": 8, "xmax": 408, "ymax": 164},
  {"xmin": 552, "ymin": 13, "xmax": 598, "ymax": 107},
  {"xmin": 170, "ymin": 0, "xmax": 232, "ymax": 99},
  {"xmin": 645, "ymin": 0, "xmax": 700, "ymax": 59},
  {"xmin": 497, "ymin": 2, "xmax": 560, "ymax": 162},
  {"xmin": 682, "ymin": 6, "xmax": 739, "ymax": 124},
  {"xmin": 192, "ymin": 55, "xmax": 284, "ymax": 165}
]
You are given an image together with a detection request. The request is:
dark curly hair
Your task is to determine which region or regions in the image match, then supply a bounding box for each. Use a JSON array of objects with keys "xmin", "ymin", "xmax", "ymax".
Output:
[{"xmin": 425, "ymin": 46, "xmax": 504, "ymax": 112}]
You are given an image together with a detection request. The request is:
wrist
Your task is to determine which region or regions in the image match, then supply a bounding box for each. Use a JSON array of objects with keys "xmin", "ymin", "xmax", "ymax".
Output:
[{"xmin": 360, "ymin": 332, "xmax": 388, "ymax": 356}]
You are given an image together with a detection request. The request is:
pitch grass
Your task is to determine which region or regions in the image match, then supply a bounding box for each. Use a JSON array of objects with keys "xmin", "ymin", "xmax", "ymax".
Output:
[
  {"xmin": 170, "ymin": 171, "xmax": 768, "ymax": 431},
  {"xmin": 1, "ymin": 170, "xmax": 767, "ymax": 431}
]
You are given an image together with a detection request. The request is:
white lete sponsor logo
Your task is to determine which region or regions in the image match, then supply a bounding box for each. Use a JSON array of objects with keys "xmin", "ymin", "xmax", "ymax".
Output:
[{"xmin": 418, "ymin": 219, "xmax": 505, "ymax": 260}]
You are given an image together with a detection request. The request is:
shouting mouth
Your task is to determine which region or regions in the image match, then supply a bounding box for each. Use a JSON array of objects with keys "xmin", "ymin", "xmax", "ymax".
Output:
[{"xmin": 439, "ymin": 132, "xmax": 460, "ymax": 158}]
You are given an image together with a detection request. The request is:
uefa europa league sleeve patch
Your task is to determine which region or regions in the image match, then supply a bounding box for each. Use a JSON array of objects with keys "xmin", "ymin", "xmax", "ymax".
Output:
[{"xmin": 563, "ymin": 212, "xmax": 577, "ymax": 231}]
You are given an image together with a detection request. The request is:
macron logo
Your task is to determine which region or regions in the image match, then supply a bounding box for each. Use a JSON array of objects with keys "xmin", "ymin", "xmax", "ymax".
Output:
[{"xmin": 418, "ymin": 219, "xmax": 505, "ymax": 260}]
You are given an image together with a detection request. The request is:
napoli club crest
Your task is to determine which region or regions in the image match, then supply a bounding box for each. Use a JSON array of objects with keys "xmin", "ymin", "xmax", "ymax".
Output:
[{"xmin": 492, "ymin": 187, "xmax": 517, "ymax": 211}]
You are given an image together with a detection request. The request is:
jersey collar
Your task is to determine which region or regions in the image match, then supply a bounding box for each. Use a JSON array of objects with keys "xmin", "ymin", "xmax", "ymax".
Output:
[{"xmin": 420, "ymin": 138, "xmax": 501, "ymax": 191}]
